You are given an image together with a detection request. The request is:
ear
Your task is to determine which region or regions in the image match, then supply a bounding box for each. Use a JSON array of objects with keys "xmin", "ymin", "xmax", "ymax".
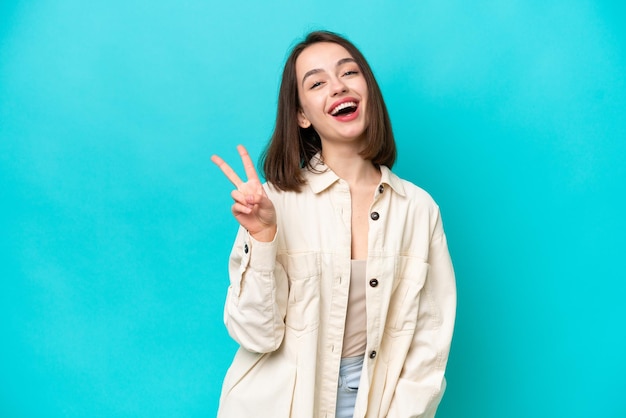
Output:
[{"xmin": 297, "ymin": 110, "xmax": 311, "ymax": 128}]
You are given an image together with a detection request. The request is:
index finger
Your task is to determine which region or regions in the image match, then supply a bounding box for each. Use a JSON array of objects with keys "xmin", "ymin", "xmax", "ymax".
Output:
[
  {"xmin": 211, "ymin": 154, "xmax": 244, "ymax": 188},
  {"xmin": 237, "ymin": 145, "xmax": 261, "ymax": 183}
]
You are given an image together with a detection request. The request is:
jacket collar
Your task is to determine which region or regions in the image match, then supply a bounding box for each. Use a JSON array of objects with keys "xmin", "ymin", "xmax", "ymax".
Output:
[{"xmin": 304, "ymin": 154, "xmax": 406, "ymax": 197}]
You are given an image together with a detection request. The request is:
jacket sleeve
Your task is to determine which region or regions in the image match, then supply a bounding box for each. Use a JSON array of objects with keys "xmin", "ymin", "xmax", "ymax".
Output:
[
  {"xmin": 223, "ymin": 226, "xmax": 289, "ymax": 354},
  {"xmin": 387, "ymin": 209, "xmax": 457, "ymax": 418}
]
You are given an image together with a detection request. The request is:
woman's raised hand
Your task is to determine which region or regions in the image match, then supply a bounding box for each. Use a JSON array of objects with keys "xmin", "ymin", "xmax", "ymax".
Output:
[{"xmin": 211, "ymin": 145, "xmax": 277, "ymax": 242}]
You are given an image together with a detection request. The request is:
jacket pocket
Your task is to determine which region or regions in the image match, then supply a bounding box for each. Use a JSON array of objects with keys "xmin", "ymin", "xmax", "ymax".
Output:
[
  {"xmin": 277, "ymin": 252, "xmax": 321, "ymax": 336},
  {"xmin": 384, "ymin": 256, "xmax": 429, "ymax": 336},
  {"xmin": 219, "ymin": 349, "xmax": 296, "ymax": 417}
]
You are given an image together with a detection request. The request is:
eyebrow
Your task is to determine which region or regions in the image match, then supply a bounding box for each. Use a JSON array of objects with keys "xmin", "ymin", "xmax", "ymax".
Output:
[{"xmin": 301, "ymin": 57, "xmax": 357, "ymax": 87}]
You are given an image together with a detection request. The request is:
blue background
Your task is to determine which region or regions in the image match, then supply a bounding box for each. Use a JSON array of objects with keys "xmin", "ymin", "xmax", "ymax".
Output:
[{"xmin": 1, "ymin": 1, "xmax": 625, "ymax": 417}]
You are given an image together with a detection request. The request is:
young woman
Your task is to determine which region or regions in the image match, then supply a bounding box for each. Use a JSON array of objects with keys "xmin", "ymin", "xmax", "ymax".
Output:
[{"xmin": 211, "ymin": 31, "xmax": 456, "ymax": 418}]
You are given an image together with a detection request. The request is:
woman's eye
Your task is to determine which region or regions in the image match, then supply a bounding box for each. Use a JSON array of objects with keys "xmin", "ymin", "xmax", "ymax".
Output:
[
  {"xmin": 310, "ymin": 81, "xmax": 323, "ymax": 89},
  {"xmin": 343, "ymin": 70, "xmax": 359, "ymax": 76}
]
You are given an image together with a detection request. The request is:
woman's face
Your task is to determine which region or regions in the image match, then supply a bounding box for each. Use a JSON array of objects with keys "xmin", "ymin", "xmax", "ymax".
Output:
[{"xmin": 295, "ymin": 42, "xmax": 369, "ymax": 145}]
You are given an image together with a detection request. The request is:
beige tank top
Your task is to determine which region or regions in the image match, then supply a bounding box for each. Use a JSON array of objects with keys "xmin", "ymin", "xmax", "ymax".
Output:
[{"xmin": 342, "ymin": 260, "xmax": 367, "ymax": 358}]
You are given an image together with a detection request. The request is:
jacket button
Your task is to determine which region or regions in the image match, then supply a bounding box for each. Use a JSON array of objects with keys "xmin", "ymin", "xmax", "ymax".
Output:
[
  {"xmin": 369, "ymin": 351, "xmax": 377, "ymax": 359},
  {"xmin": 244, "ymin": 244, "xmax": 249, "ymax": 254},
  {"xmin": 369, "ymin": 278, "xmax": 379, "ymax": 287},
  {"xmin": 378, "ymin": 185, "xmax": 384, "ymax": 194},
  {"xmin": 370, "ymin": 212, "xmax": 380, "ymax": 221}
]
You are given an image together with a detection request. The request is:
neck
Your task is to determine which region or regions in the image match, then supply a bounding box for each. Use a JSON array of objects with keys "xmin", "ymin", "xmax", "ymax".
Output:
[{"xmin": 321, "ymin": 142, "xmax": 380, "ymax": 186}]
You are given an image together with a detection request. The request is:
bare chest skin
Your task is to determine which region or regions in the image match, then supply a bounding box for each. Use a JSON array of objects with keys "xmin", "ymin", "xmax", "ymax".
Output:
[{"xmin": 350, "ymin": 183, "xmax": 378, "ymax": 260}]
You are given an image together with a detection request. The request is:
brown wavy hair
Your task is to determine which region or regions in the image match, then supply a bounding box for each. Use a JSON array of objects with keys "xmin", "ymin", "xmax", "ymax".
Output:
[{"xmin": 261, "ymin": 30, "xmax": 396, "ymax": 192}]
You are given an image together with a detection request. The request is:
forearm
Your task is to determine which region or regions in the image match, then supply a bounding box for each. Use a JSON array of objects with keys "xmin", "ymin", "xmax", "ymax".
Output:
[{"xmin": 224, "ymin": 227, "xmax": 288, "ymax": 353}]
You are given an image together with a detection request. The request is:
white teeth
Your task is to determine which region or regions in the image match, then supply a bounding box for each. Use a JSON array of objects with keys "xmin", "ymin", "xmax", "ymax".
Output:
[{"xmin": 330, "ymin": 101, "xmax": 357, "ymax": 115}]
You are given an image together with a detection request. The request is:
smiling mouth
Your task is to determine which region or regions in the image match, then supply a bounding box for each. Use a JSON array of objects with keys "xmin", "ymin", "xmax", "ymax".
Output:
[{"xmin": 330, "ymin": 101, "xmax": 358, "ymax": 116}]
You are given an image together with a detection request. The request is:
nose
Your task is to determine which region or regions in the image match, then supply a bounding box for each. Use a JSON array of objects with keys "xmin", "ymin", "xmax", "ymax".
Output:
[{"xmin": 329, "ymin": 76, "xmax": 348, "ymax": 96}]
